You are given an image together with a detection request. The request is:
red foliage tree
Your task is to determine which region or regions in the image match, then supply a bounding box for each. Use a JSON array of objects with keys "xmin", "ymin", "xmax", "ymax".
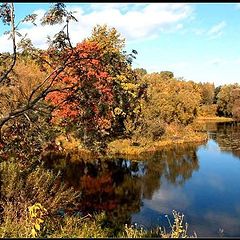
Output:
[{"xmin": 45, "ymin": 41, "xmax": 116, "ymax": 149}]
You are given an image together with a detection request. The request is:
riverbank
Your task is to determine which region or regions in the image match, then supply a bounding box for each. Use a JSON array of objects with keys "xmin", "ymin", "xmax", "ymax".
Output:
[
  {"xmin": 106, "ymin": 127, "xmax": 207, "ymax": 160},
  {"xmin": 196, "ymin": 116, "xmax": 234, "ymax": 122},
  {"xmin": 51, "ymin": 123, "xmax": 208, "ymax": 161},
  {"xmin": 106, "ymin": 117, "xmax": 234, "ymax": 159},
  {"xmin": 53, "ymin": 117, "xmax": 235, "ymax": 162}
]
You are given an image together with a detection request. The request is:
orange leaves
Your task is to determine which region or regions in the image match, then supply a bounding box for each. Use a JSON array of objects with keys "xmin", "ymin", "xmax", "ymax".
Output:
[
  {"xmin": 46, "ymin": 91, "xmax": 67, "ymax": 105},
  {"xmin": 51, "ymin": 102, "xmax": 79, "ymax": 123},
  {"xmin": 81, "ymin": 174, "xmax": 113, "ymax": 195},
  {"xmin": 45, "ymin": 40, "xmax": 115, "ymax": 141},
  {"xmin": 91, "ymin": 59, "xmax": 99, "ymax": 65},
  {"xmin": 97, "ymin": 118, "xmax": 112, "ymax": 130},
  {"xmin": 99, "ymin": 71, "xmax": 108, "ymax": 78}
]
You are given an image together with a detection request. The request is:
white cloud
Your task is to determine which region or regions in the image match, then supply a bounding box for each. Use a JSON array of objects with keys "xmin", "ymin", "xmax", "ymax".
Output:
[
  {"xmin": 144, "ymin": 182, "xmax": 190, "ymax": 215},
  {"xmin": 0, "ymin": 34, "xmax": 11, "ymax": 53},
  {"xmin": 192, "ymin": 21, "xmax": 226, "ymax": 39},
  {"xmin": 0, "ymin": 3, "xmax": 193, "ymax": 52},
  {"xmin": 207, "ymin": 21, "xmax": 226, "ymax": 39}
]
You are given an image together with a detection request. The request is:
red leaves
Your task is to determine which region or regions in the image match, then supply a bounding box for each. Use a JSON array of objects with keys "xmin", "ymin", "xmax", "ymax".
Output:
[
  {"xmin": 45, "ymin": 40, "xmax": 115, "ymax": 136},
  {"xmin": 99, "ymin": 71, "xmax": 108, "ymax": 78}
]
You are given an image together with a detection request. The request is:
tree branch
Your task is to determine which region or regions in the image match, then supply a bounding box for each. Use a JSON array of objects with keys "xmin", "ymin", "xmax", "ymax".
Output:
[{"xmin": 0, "ymin": 3, "xmax": 17, "ymax": 85}]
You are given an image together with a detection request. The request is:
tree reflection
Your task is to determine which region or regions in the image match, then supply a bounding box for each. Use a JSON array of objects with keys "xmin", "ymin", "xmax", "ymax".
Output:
[
  {"xmin": 208, "ymin": 122, "xmax": 240, "ymax": 158},
  {"xmin": 163, "ymin": 146, "xmax": 199, "ymax": 185},
  {"xmin": 141, "ymin": 144, "xmax": 199, "ymax": 200},
  {"xmin": 44, "ymin": 143, "xmax": 201, "ymax": 230}
]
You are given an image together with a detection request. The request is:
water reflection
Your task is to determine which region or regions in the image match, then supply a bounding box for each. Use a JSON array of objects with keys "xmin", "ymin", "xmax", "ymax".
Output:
[
  {"xmin": 142, "ymin": 145, "xmax": 199, "ymax": 200},
  {"xmin": 206, "ymin": 122, "xmax": 240, "ymax": 158},
  {"xmin": 43, "ymin": 121, "xmax": 240, "ymax": 236},
  {"xmin": 44, "ymin": 144, "xmax": 201, "ymax": 229}
]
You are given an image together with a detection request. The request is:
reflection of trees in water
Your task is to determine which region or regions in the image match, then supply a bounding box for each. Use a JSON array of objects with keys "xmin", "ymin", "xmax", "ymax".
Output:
[
  {"xmin": 44, "ymin": 144, "xmax": 200, "ymax": 229},
  {"xmin": 163, "ymin": 146, "xmax": 199, "ymax": 185},
  {"xmin": 209, "ymin": 122, "xmax": 240, "ymax": 158},
  {"xmin": 48, "ymin": 158, "xmax": 142, "ymax": 228},
  {"xmin": 142, "ymin": 144, "xmax": 199, "ymax": 200}
]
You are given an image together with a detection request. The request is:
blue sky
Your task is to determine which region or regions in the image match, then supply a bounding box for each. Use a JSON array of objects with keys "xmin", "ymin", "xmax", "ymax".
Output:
[{"xmin": 1, "ymin": 3, "xmax": 240, "ymax": 86}]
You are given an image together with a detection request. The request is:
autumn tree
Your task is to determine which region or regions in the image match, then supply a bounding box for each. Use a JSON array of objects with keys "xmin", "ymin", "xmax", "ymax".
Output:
[
  {"xmin": 216, "ymin": 83, "xmax": 240, "ymax": 117},
  {"xmin": 0, "ymin": 3, "xmax": 66, "ymax": 127},
  {"xmin": 213, "ymin": 85, "xmax": 221, "ymax": 104},
  {"xmin": 87, "ymin": 25, "xmax": 145, "ymax": 136},
  {"xmin": 45, "ymin": 25, "xmax": 143, "ymax": 151},
  {"xmin": 232, "ymin": 87, "xmax": 240, "ymax": 120},
  {"xmin": 142, "ymin": 73, "xmax": 201, "ymax": 124},
  {"xmin": 198, "ymin": 82, "xmax": 215, "ymax": 105},
  {"xmin": 159, "ymin": 71, "xmax": 174, "ymax": 80},
  {"xmin": 132, "ymin": 73, "xmax": 202, "ymax": 142},
  {"xmin": 0, "ymin": 2, "xmax": 81, "ymax": 161},
  {"xmin": 197, "ymin": 82, "xmax": 217, "ymax": 117}
]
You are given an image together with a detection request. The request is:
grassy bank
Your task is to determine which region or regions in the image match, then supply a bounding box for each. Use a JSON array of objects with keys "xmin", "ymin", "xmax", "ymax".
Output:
[
  {"xmin": 107, "ymin": 117, "xmax": 236, "ymax": 159},
  {"xmin": 107, "ymin": 132, "xmax": 207, "ymax": 160},
  {"xmin": 106, "ymin": 122, "xmax": 208, "ymax": 160},
  {"xmin": 196, "ymin": 116, "xmax": 234, "ymax": 122}
]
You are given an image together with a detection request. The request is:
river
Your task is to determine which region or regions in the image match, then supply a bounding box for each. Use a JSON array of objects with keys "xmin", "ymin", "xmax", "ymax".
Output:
[{"xmin": 47, "ymin": 121, "xmax": 240, "ymax": 237}]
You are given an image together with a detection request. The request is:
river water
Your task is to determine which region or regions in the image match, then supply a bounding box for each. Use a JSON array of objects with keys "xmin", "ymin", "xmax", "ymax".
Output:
[{"xmin": 49, "ymin": 121, "xmax": 240, "ymax": 237}]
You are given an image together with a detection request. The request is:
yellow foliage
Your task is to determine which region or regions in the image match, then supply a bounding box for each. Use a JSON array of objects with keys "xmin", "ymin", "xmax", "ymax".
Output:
[
  {"xmin": 114, "ymin": 107, "xmax": 123, "ymax": 115},
  {"xmin": 28, "ymin": 202, "xmax": 47, "ymax": 238},
  {"xmin": 55, "ymin": 134, "xmax": 83, "ymax": 150},
  {"xmin": 54, "ymin": 134, "xmax": 98, "ymax": 162},
  {"xmin": 0, "ymin": 58, "xmax": 47, "ymax": 118}
]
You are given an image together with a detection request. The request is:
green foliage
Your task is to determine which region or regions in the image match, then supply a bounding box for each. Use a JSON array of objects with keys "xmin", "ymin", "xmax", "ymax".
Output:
[
  {"xmin": 213, "ymin": 85, "xmax": 221, "ymax": 104},
  {"xmin": 41, "ymin": 3, "xmax": 77, "ymax": 26},
  {"xmin": 0, "ymin": 3, "xmax": 11, "ymax": 25}
]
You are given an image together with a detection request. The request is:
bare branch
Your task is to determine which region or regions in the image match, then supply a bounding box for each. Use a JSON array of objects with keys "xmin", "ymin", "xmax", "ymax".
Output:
[
  {"xmin": 66, "ymin": 19, "xmax": 73, "ymax": 49},
  {"xmin": 0, "ymin": 3, "xmax": 17, "ymax": 85}
]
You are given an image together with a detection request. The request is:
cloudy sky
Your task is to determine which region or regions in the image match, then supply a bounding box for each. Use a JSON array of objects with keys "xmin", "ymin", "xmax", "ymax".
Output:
[{"xmin": 1, "ymin": 3, "xmax": 240, "ymax": 86}]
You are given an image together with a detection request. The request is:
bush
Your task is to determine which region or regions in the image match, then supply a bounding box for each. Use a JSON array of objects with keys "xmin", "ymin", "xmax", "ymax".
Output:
[{"xmin": 0, "ymin": 158, "xmax": 80, "ymax": 237}]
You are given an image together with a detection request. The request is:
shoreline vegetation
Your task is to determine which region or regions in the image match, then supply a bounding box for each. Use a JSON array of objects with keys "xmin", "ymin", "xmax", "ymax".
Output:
[
  {"xmin": 107, "ymin": 133, "xmax": 207, "ymax": 159},
  {"xmin": 54, "ymin": 116, "xmax": 235, "ymax": 162},
  {"xmin": 196, "ymin": 116, "xmax": 234, "ymax": 122},
  {"xmin": 106, "ymin": 117, "xmax": 235, "ymax": 159}
]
